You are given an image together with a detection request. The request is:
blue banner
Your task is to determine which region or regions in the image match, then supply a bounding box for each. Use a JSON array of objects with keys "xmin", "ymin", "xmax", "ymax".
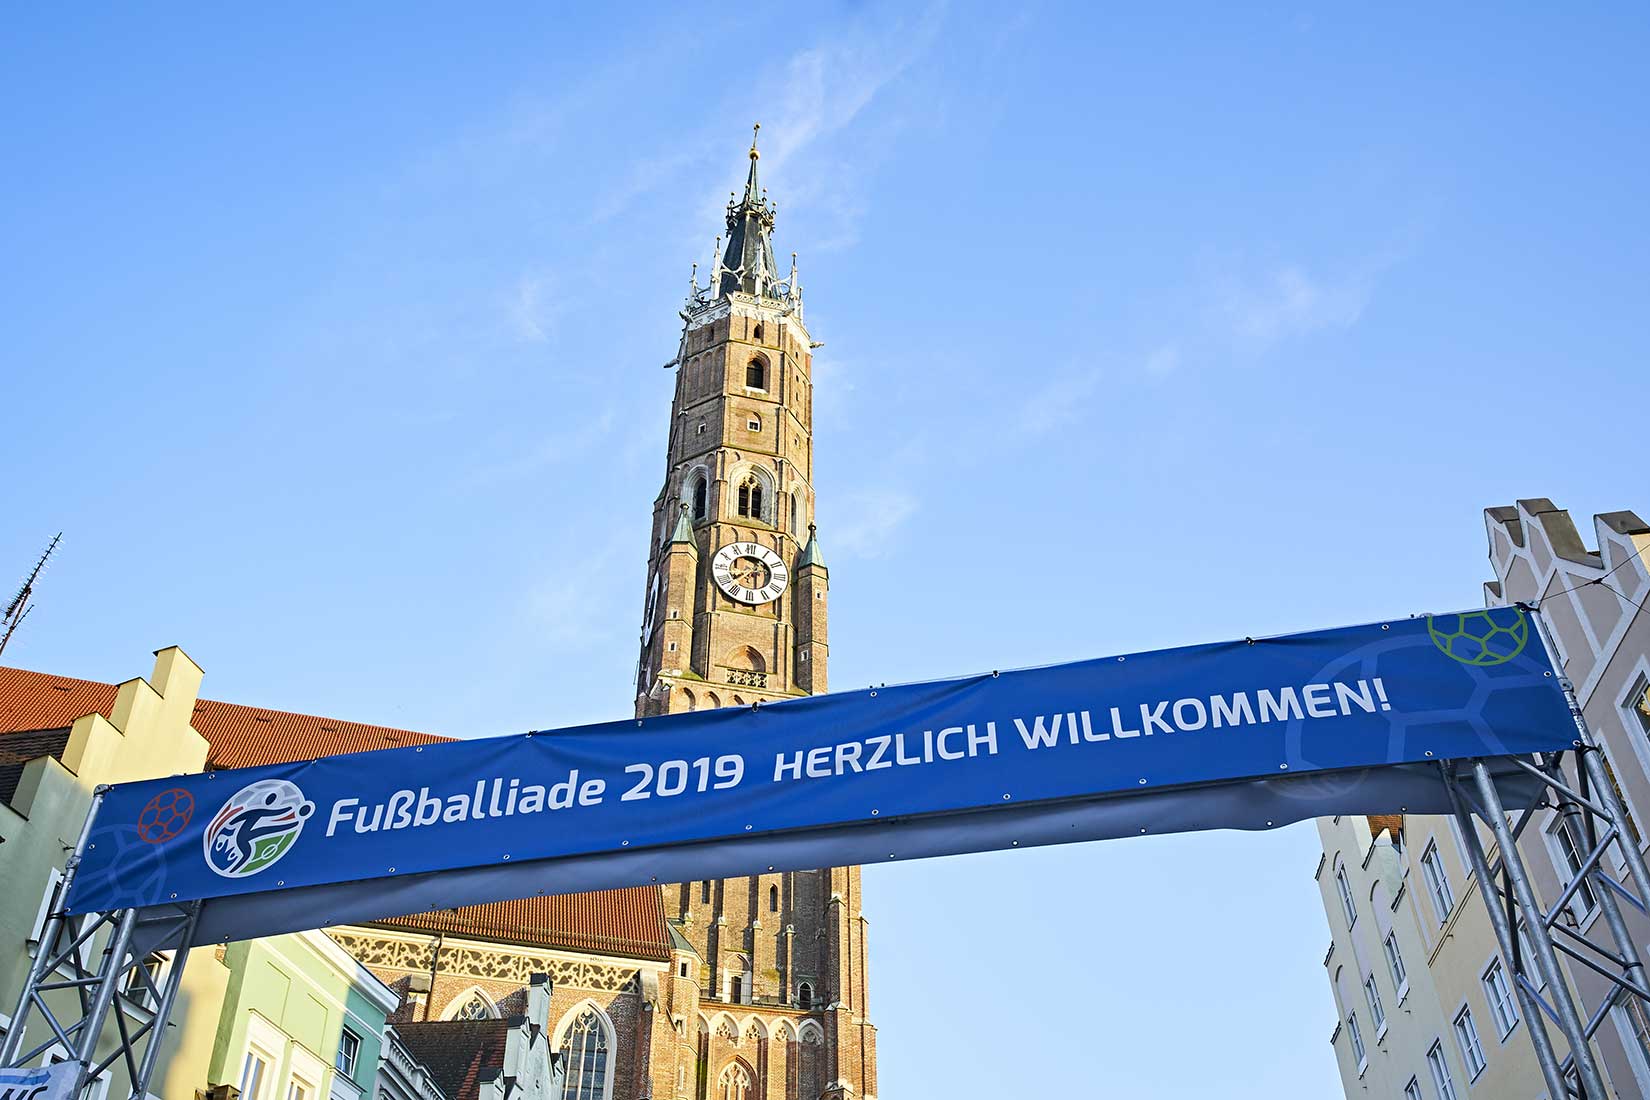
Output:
[{"xmin": 68, "ymin": 608, "xmax": 1572, "ymax": 929}]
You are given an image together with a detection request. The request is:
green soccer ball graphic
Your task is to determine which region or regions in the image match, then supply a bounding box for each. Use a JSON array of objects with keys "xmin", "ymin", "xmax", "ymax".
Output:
[{"xmin": 1426, "ymin": 608, "xmax": 1529, "ymax": 667}]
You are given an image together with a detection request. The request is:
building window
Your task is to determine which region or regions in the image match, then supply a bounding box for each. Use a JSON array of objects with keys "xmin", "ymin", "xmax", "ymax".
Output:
[
  {"xmin": 692, "ymin": 478, "xmax": 708, "ymax": 521},
  {"xmin": 736, "ymin": 477, "xmax": 763, "ymax": 519},
  {"xmin": 1549, "ymin": 817, "xmax": 1600, "ymax": 921},
  {"xmin": 667, "ymin": 642, "xmax": 677, "ymax": 652},
  {"xmin": 718, "ymin": 1061, "xmax": 753, "ymax": 1100},
  {"xmin": 1404, "ymin": 1078, "xmax": 1423, "ymax": 1100},
  {"xmin": 1625, "ymin": 672, "xmax": 1650, "ymax": 738},
  {"xmin": 1597, "ymin": 745, "xmax": 1643, "ymax": 847},
  {"xmin": 241, "ymin": 1051, "xmax": 271, "ymax": 1100},
  {"xmin": 1364, "ymin": 974, "xmax": 1385, "ymax": 1032},
  {"xmin": 1421, "ymin": 841, "xmax": 1455, "ymax": 923},
  {"xmin": 679, "ymin": 961, "xmax": 690, "ymax": 978},
  {"xmin": 1427, "ymin": 1039, "xmax": 1457, "ymax": 1100},
  {"xmin": 1347, "ymin": 1012, "xmax": 1366, "ymax": 1068},
  {"xmin": 1384, "ymin": 932, "xmax": 1408, "ymax": 994},
  {"xmin": 1335, "ymin": 865, "xmax": 1357, "ymax": 927},
  {"xmin": 701, "ymin": 880, "xmax": 712, "ymax": 904},
  {"xmin": 746, "ymin": 359, "xmax": 766, "ymax": 389},
  {"xmin": 696, "ymin": 421, "xmax": 706, "ymax": 436},
  {"xmin": 747, "ymin": 415, "xmax": 761, "ymax": 432},
  {"xmin": 752, "ymin": 322, "xmax": 764, "ymax": 343},
  {"xmin": 336, "ymin": 1029, "xmax": 360, "ymax": 1077},
  {"xmin": 286, "ymin": 1082, "xmax": 311, "ymax": 1100},
  {"xmin": 800, "ymin": 650, "xmax": 809, "ymax": 663},
  {"xmin": 1483, "ymin": 959, "xmax": 1518, "ymax": 1036},
  {"xmin": 1619, "ymin": 989, "xmax": 1650, "ymax": 1064},
  {"xmin": 769, "ymin": 884, "xmax": 779, "ymax": 912},
  {"xmin": 729, "ymin": 975, "xmax": 743, "ymax": 1003},
  {"xmin": 560, "ymin": 1008, "xmax": 610, "ymax": 1100},
  {"xmin": 1454, "ymin": 1007, "xmax": 1487, "ymax": 1078},
  {"xmin": 453, "ymin": 991, "xmax": 495, "ymax": 1020},
  {"xmin": 798, "ymin": 982, "xmax": 812, "ymax": 1009}
]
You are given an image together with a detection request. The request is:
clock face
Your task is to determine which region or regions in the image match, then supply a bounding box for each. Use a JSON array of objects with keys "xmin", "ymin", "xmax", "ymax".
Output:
[{"xmin": 712, "ymin": 542, "xmax": 789, "ymax": 605}]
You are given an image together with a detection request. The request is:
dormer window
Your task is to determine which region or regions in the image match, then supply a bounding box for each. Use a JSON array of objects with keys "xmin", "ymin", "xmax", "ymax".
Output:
[{"xmin": 746, "ymin": 359, "xmax": 766, "ymax": 390}]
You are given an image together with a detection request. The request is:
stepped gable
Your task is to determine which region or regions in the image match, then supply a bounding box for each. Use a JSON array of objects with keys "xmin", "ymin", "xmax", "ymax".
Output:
[{"xmin": 0, "ymin": 663, "xmax": 672, "ymax": 961}]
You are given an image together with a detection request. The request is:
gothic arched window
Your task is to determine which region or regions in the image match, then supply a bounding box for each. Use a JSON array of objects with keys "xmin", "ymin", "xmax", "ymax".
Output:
[
  {"xmin": 692, "ymin": 478, "xmax": 708, "ymax": 521},
  {"xmin": 718, "ymin": 1061, "xmax": 754, "ymax": 1100},
  {"xmin": 453, "ymin": 992, "xmax": 494, "ymax": 1020},
  {"xmin": 737, "ymin": 477, "xmax": 763, "ymax": 519},
  {"xmin": 701, "ymin": 880, "xmax": 712, "ymax": 904},
  {"xmin": 769, "ymin": 884, "xmax": 779, "ymax": 912},
  {"xmin": 798, "ymin": 982, "xmax": 813, "ymax": 1009},
  {"xmin": 560, "ymin": 1008, "xmax": 610, "ymax": 1100},
  {"xmin": 746, "ymin": 359, "xmax": 766, "ymax": 390}
]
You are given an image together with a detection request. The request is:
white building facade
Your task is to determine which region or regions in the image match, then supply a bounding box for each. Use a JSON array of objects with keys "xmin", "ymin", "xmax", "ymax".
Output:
[{"xmin": 1317, "ymin": 499, "xmax": 1650, "ymax": 1098}]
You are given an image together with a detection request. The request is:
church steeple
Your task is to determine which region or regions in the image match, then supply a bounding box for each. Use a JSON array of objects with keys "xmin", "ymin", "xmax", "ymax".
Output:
[
  {"xmin": 634, "ymin": 125, "xmax": 874, "ymax": 1100},
  {"xmin": 718, "ymin": 123, "xmax": 780, "ymax": 298}
]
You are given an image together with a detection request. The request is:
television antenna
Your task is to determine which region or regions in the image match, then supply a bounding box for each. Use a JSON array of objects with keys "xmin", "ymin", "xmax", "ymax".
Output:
[{"xmin": 0, "ymin": 532, "xmax": 62, "ymax": 659}]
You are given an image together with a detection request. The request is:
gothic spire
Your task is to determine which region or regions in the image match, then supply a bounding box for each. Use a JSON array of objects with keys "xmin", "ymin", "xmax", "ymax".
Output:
[{"xmin": 719, "ymin": 123, "xmax": 780, "ymax": 297}]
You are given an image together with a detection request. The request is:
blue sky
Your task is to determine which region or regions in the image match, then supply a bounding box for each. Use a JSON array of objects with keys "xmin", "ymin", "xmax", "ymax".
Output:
[{"xmin": 5, "ymin": 4, "xmax": 1650, "ymax": 1095}]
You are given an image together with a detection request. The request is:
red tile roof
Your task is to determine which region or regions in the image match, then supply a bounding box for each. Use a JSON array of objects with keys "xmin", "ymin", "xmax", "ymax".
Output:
[
  {"xmin": 0, "ymin": 663, "xmax": 671, "ymax": 961},
  {"xmin": 396, "ymin": 1019, "xmax": 512, "ymax": 1100},
  {"xmin": 375, "ymin": 893, "xmax": 673, "ymax": 961}
]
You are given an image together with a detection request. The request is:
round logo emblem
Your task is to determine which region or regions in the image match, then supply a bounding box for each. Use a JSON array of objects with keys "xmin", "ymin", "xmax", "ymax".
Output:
[
  {"xmin": 203, "ymin": 779, "xmax": 315, "ymax": 879},
  {"xmin": 1426, "ymin": 607, "xmax": 1529, "ymax": 667},
  {"xmin": 136, "ymin": 787, "xmax": 194, "ymax": 844}
]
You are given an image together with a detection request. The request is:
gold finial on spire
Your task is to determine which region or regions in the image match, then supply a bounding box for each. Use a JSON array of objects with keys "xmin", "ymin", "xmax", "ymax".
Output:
[{"xmin": 750, "ymin": 122, "xmax": 761, "ymax": 160}]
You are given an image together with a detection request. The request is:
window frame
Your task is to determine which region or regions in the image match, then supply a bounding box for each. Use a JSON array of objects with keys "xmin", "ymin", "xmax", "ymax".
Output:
[
  {"xmin": 1482, "ymin": 957, "xmax": 1519, "ymax": 1039},
  {"xmin": 1363, "ymin": 972, "xmax": 1386, "ymax": 1035},
  {"xmin": 1421, "ymin": 840, "xmax": 1455, "ymax": 924},
  {"xmin": 335, "ymin": 1027, "xmax": 361, "ymax": 1077},
  {"xmin": 1545, "ymin": 815, "xmax": 1600, "ymax": 926},
  {"xmin": 1346, "ymin": 1010, "xmax": 1367, "ymax": 1073},
  {"xmin": 1453, "ymin": 1005, "xmax": 1487, "ymax": 1080},
  {"xmin": 1334, "ymin": 863, "xmax": 1357, "ymax": 927},
  {"xmin": 1426, "ymin": 1038, "xmax": 1458, "ymax": 1100},
  {"xmin": 1384, "ymin": 931, "xmax": 1409, "ymax": 1001}
]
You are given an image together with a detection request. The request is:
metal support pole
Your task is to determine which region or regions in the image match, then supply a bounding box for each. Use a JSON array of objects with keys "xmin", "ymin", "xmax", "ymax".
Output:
[
  {"xmin": 128, "ymin": 903, "xmax": 202, "ymax": 1100},
  {"xmin": 1530, "ymin": 603, "xmax": 1650, "ymax": 1012},
  {"xmin": 0, "ymin": 788, "xmax": 105, "ymax": 1066},
  {"xmin": 69, "ymin": 907, "xmax": 138, "ymax": 1095},
  {"xmin": 1446, "ymin": 765, "xmax": 1570, "ymax": 1098},
  {"xmin": 1472, "ymin": 759, "xmax": 1609, "ymax": 1098}
]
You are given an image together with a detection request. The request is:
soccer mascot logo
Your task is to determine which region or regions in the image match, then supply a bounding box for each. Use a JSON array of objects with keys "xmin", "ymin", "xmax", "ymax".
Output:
[
  {"xmin": 1425, "ymin": 607, "xmax": 1530, "ymax": 667},
  {"xmin": 204, "ymin": 778, "xmax": 315, "ymax": 879}
]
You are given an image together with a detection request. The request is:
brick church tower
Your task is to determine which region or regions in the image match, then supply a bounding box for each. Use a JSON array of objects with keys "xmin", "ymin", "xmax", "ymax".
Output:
[{"xmin": 633, "ymin": 127, "xmax": 877, "ymax": 1100}]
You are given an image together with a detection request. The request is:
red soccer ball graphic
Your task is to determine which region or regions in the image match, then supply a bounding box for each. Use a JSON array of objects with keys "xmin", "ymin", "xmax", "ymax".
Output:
[{"xmin": 136, "ymin": 787, "xmax": 195, "ymax": 844}]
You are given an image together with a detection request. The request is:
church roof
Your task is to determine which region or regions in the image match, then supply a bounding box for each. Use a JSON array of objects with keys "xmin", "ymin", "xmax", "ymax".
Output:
[
  {"xmin": 667, "ymin": 504, "xmax": 696, "ymax": 547},
  {"xmin": 717, "ymin": 125, "xmax": 780, "ymax": 299},
  {"xmin": 0, "ymin": 664, "xmax": 673, "ymax": 962},
  {"xmin": 798, "ymin": 525, "xmax": 826, "ymax": 570}
]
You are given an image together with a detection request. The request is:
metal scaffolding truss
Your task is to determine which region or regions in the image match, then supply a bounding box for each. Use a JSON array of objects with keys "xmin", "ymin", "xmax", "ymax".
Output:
[
  {"xmin": 1439, "ymin": 610, "xmax": 1650, "ymax": 1099},
  {"xmin": 0, "ymin": 791, "xmax": 203, "ymax": 1100}
]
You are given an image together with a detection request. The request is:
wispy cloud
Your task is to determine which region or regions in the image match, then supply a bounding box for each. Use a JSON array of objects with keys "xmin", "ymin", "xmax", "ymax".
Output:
[
  {"xmin": 1014, "ymin": 363, "xmax": 1107, "ymax": 435},
  {"xmin": 456, "ymin": 409, "xmax": 617, "ymax": 488},
  {"xmin": 1208, "ymin": 251, "xmax": 1400, "ymax": 350},
  {"xmin": 831, "ymin": 487, "xmax": 918, "ymax": 559},
  {"xmin": 509, "ymin": 274, "xmax": 556, "ymax": 344},
  {"xmin": 1144, "ymin": 343, "xmax": 1180, "ymax": 375}
]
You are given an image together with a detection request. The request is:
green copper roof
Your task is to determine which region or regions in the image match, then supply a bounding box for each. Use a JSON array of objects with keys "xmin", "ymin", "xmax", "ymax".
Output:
[
  {"xmin": 798, "ymin": 524, "xmax": 826, "ymax": 570},
  {"xmin": 668, "ymin": 505, "xmax": 696, "ymax": 547}
]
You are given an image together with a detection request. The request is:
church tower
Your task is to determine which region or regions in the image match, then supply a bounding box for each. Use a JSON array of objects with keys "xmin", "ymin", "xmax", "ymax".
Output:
[{"xmin": 634, "ymin": 127, "xmax": 876, "ymax": 1100}]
